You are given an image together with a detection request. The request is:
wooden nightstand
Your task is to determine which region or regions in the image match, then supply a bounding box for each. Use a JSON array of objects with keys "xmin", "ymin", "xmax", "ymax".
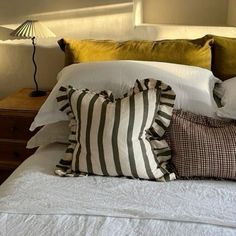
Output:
[{"xmin": 0, "ymin": 88, "xmax": 49, "ymax": 184}]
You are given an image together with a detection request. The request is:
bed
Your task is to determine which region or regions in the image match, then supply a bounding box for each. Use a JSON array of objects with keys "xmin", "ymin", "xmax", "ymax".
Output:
[
  {"xmin": 0, "ymin": 36, "xmax": 236, "ymax": 235},
  {"xmin": 0, "ymin": 143, "xmax": 235, "ymax": 236}
]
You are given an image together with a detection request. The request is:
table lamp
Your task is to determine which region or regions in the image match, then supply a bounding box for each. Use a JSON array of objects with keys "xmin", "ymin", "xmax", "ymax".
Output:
[{"xmin": 11, "ymin": 20, "xmax": 56, "ymax": 97}]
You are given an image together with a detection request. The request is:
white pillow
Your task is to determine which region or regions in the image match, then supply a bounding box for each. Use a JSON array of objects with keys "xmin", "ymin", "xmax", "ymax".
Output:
[
  {"xmin": 30, "ymin": 60, "xmax": 220, "ymax": 131},
  {"xmin": 27, "ymin": 121, "xmax": 70, "ymax": 148},
  {"xmin": 215, "ymin": 77, "xmax": 236, "ymax": 119}
]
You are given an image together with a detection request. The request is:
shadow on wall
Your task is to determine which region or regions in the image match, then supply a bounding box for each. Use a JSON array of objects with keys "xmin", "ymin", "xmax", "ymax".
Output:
[
  {"xmin": 0, "ymin": 26, "xmax": 20, "ymax": 41},
  {"xmin": 0, "ymin": 0, "xmax": 132, "ymax": 25},
  {"xmin": 28, "ymin": 2, "xmax": 133, "ymax": 22},
  {"xmin": 0, "ymin": 40, "xmax": 64, "ymax": 99}
]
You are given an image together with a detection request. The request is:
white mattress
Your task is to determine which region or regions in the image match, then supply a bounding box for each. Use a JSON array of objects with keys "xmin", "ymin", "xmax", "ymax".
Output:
[{"xmin": 0, "ymin": 143, "xmax": 235, "ymax": 236}]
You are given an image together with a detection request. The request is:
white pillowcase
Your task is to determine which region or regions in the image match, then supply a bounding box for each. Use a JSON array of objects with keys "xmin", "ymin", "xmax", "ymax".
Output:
[
  {"xmin": 30, "ymin": 60, "xmax": 220, "ymax": 131},
  {"xmin": 27, "ymin": 121, "xmax": 70, "ymax": 148},
  {"xmin": 215, "ymin": 77, "xmax": 236, "ymax": 119}
]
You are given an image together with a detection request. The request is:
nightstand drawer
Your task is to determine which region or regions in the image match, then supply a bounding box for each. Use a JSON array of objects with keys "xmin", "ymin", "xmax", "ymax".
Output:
[
  {"xmin": 0, "ymin": 141, "xmax": 34, "ymax": 167},
  {"xmin": 0, "ymin": 115, "xmax": 34, "ymax": 140},
  {"xmin": 0, "ymin": 169, "xmax": 14, "ymax": 184},
  {"xmin": 0, "ymin": 88, "xmax": 48, "ymax": 184}
]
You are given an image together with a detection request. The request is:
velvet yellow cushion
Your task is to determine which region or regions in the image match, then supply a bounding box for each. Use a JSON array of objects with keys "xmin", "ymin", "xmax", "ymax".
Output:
[
  {"xmin": 204, "ymin": 35, "xmax": 236, "ymax": 81},
  {"xmin": 58, "ymin": 38, "xmax": 213, "ymax": 70}
]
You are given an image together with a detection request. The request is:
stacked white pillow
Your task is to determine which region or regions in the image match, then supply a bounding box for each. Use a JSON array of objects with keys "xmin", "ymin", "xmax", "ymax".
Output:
[
  {"xmin": 214, "ymin": 77, "xmax": 236, "ymax": 120},
  {"xmin": 27, "ymin": 121, "xmax": 70, "ymax": 148},
  {"xmin": 27, "ymin": 60, "xmax": 220, "ymax": 148}
]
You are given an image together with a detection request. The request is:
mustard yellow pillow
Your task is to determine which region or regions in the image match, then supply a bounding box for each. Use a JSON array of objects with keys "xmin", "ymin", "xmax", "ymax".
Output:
[
  {"xmin": 58, "ymin": 38, "xmax": 213, "ymax": 70},
  {"xmin": 204, "ymin": 35, "xmax": 236, "ymax": 81}
]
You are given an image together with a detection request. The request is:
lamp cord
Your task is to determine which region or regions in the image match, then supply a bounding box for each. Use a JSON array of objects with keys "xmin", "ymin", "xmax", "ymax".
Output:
[{"xmin": 32, "ymin": 37, "xmax": 38, "ymax": 92}]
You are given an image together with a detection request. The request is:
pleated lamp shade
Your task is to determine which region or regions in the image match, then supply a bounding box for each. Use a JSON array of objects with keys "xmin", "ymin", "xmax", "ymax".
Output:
[{"xmin": 10, "ymin": 20, "xmax": 55, "ymax": 38}]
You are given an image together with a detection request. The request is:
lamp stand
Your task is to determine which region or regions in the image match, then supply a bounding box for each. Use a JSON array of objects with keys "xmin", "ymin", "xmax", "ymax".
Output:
[{"xmin": 30, "ymin": 37, "xmax": 46, "ymax": 97}]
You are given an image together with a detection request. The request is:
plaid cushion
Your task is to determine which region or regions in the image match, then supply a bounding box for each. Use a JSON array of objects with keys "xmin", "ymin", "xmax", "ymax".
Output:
[{"xmin": 166, "ymin": 110, "xmax": 236, "ymax": 180}]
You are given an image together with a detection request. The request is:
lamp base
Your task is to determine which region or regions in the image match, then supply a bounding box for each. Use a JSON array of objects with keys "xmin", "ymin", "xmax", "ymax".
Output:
[{"xmin": 30, "ymin": 90, "xmax": 47, "ymax": 97}]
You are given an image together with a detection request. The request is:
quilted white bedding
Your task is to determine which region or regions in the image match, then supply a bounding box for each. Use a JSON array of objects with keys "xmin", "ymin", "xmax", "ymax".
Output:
[{"xmin": 0, "ymin": 143, "xmax": 235, "ymax": 236}]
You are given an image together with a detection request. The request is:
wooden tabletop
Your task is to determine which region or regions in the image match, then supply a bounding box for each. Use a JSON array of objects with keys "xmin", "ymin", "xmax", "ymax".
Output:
[{"xmin": 0, "ymin": 88, "xmax": 49, "ymax": 112}]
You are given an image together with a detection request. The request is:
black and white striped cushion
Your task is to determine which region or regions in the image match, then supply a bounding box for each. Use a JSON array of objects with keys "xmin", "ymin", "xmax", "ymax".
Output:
[{"xmin": 55, "ymin": 79, "xmax": 176, "ymax": 181}]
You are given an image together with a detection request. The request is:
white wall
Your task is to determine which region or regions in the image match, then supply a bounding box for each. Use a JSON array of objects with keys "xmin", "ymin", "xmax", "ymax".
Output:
[
  {"xmin": 0, "ymin": 0, "xmax": 131, "ymax": 25},
  {"xmin": 227, "ymin": 0, "xmax": 236, "ymax": 26},
  {"xmin": 0, "ymin": 0, "xmax": 141, "ymax": 98},
  {"xmin": 134, "ymin": 0, "xmax": 236, "ymax": 40},
  {"xmin": 143, "ymin": 0, "xmax": 229, "ymax": 26},
  {"xmin": 0, "ymin": 0, "xmax": 236, "ymax": 98}
]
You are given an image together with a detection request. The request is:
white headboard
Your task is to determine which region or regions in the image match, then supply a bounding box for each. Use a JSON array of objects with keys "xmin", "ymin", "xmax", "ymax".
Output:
[{"xmin": 133, "ymin": 0, "xmax": 236, "ymax": 39}]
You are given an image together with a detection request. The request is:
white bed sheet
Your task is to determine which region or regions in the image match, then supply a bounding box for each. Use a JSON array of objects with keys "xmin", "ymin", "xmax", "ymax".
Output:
[{"xmin": 0, "ymin": 143, "xmax": 235, "ymax": 236}]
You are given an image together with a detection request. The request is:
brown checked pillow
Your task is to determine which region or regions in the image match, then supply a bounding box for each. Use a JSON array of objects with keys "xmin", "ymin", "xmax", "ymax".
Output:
[{"xmin": 166, "ymin": 110, "xmax": 236, "ymax": 180}]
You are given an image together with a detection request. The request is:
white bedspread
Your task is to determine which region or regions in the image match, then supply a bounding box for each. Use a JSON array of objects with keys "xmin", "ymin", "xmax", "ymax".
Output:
[{"xmin": 0, "ymin": 143, "xmax": 235, "ymax": 236}]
